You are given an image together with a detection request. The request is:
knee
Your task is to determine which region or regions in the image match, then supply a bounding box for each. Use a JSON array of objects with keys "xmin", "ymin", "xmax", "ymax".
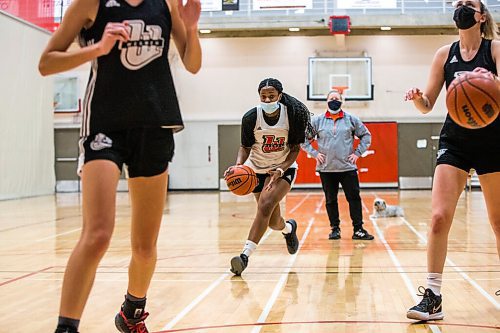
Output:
[
  {"xmin": 80, "ymin": 227, "xmax": 113, "ymax": 256},
  {"xmin": 132, "ymin": 242, "xmax": 157, "ymax": 262},
  {"xmin": 257, "ymin": 199, "xmax": 275, "ymax": 218},
  {"xmin": 429, "ymin": 212, "xmax": 452, "ymax": 235}
]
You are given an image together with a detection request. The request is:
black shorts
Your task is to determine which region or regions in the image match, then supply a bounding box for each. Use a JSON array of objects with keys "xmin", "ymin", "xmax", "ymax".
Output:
[
  {"xmin": 78, "ymin": 128, "xmax": 174, "ymax": 178},
  {"xmin": 436, "ymin": 139, "xmax": 500, "ymax": 175},
  {"xmin": 253, "ymin": 168, "xmax": 297, "ymax": 193}
]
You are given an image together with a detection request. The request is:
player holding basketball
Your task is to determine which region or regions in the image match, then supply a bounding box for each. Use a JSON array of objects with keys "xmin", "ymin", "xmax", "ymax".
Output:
[
  {"xmin": 226, "ymin": 78, "xmax": 311, "ymax": 276},
  {"xmin": 39, "ymin": 0, "xmax": 201, "ymax": 332},
  {"xmin": 405, "ymin": 0, "xmax": 499, "ymax": 321}
]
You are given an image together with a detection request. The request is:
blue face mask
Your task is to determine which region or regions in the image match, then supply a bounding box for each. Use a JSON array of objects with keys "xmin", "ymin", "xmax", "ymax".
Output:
[
  {"xmin": 261, "ymin": 101, "xmax": 280, "ymax": 114},
  {"xmin": 328, "ymin": 100, "xmax": 342, "ymax": 113}
]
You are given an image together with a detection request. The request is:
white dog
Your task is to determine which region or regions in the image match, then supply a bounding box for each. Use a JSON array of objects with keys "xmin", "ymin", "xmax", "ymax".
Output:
[{"xmin": 370, "ymin": 198, "xmax": 404, "ymax": 218}]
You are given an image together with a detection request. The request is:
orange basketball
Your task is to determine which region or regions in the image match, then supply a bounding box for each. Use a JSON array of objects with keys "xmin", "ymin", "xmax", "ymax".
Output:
[
  {"xmin": 225, "ymin": 165, "xmax": 258, "ymax": 196},
  {"xmin": 446, "ymin": 72, "xmax": 499, "ymax": 129}
]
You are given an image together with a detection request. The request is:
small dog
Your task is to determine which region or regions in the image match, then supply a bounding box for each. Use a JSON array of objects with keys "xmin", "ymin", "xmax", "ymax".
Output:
[{"xmin": 370, "ymin": 198, "xmax": 404, "ymax": 218}]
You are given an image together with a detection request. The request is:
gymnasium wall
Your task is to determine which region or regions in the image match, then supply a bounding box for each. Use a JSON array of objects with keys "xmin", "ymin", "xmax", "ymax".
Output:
[
  {"xmin": 171, "ymin": 35, "xmax": 457, "ymax": 122},
  {"xmin": 0, "ymin": 11, "xmax": 55, "ymax": 200}
]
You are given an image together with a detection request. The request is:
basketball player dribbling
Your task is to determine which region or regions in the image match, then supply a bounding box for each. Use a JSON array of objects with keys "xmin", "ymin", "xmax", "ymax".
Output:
[
  {"xmin": 404, "ymin": 0, "xmax": 499, "ymax": 321},
  {"xmin": 38, "ymin": 0, "xmax": 202, "ymax": 332},
  {"xmin": 226, "ymin": 78, "xmax": 312, "ymax": 276}
]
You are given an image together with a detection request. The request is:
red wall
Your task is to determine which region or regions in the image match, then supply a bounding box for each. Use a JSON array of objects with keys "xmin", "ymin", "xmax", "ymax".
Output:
[
  {"xmin": 1, "ymin": 0, "xmax": 58, "ymax": 31},
  {"xmin": 296, "ymin": 122, "xmax": 399, "ymax": 185}
]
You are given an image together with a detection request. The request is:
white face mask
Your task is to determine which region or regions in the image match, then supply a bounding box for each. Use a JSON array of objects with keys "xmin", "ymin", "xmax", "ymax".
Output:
[{"xmin": 261, "ymin": 101, "xmax": 279, "ymax": 114}]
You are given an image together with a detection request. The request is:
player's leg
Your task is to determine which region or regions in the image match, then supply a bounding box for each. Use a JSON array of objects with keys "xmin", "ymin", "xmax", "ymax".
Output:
[
  {"xmin": 56, "ymin": 160, "xmax": 120, "ymax": 333},
  {"xmin": 477, "ymin": 171, "xmax": 500, "ymax": 259},
  {"xmin": 319, "ymin": 172, "xmax": 341, "ymax": 239}
]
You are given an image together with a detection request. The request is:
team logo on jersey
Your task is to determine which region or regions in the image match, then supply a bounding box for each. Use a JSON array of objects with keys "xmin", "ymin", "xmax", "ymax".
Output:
[
  {"xmin": 261, "ymin": 135, "xmax": 286, "ymax": 153},
  {"xmin": 119, "ymin": 20, "xmax": 164, "ymax": 70},
  {"xmin": 449, "ymin": 55, "xmax": 458, "ymax": 64},
  {"xmin": 105, "ymin": 0, "xmax": 121, "ymax": 7},
  {"xmin": 436, "ymin": 148, "xmax": 447, "ymax": 160},
  {"xmin": 453, "ymin": 70, "xmax": 468, "ymax": 78},
  {"xmin": 90, "ymin": 133, "xmax": 113, "ymax": 151}
]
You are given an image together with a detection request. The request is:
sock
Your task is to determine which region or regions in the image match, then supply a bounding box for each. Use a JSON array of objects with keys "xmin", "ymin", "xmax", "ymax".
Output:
[
  {"xmin": 57, "ymin": 316, "xmax": 80, "ymax": 332},
  {"xmin": 282, "ymin": 220, "xmax": 292, "ymax": 234},
  {"xmin": 242, "ymin": 240, "xmax": 257, "ymax": 257},
  {"xmin": 123, "ymin": 292, "xmax": 147, "ymax": 319},
  {"xmin": 427, "ymin": 273, "xmax": 442, "ymax": 296}
]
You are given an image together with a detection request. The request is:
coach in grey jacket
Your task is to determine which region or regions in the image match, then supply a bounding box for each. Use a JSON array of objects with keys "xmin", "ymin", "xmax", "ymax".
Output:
[{"xmin": 301, "ymin": 89, "xmax": 374, "ymax": 240}]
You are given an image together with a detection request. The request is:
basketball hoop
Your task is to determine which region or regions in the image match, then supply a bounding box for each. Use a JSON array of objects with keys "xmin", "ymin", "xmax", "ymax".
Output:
[{"xmin": 331, "ymin": 86, "xmax": 349, "ymax": 94}]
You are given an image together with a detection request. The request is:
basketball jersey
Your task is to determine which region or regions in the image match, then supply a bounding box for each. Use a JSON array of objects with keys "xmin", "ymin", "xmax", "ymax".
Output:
[
  {"xmin": 441, "ymin": 38, "xmax": 499, "ymax": 143},
  {"xmin": 79, "ymin": 0, "xmax": 183, "ymax": 137},
  {"xmin": 245, "ymin": 104, "xmax": 298, "ymax": 174}
]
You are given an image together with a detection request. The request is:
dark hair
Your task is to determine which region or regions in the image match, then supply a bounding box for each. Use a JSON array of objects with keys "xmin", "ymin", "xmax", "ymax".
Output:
[{"xmin": 258, "ymin": 78, "xmax": 316, "ymax": 144}]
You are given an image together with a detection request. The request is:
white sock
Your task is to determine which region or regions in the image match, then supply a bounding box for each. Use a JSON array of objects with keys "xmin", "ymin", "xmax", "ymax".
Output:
[
  {"xmin": 282, "ymin": 220, "xmax": 292, "ymax": 234},
  {"xmin": 242, "ymin": 240, "xmax": 257, "ymax": 257},
  {"xmin": 427, "ymin": 273, "xmax": 442, "ymax": 296}
]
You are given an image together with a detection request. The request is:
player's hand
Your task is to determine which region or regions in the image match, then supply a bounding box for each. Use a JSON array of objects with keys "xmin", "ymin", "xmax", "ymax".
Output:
[
  {"xmin": 472, "ymin": 67, "xmax": 495, "ymax": 80},
  {"xmin": 347, "ymin": 153, "xmax": 359, "ymax": 164},
  {"xmin": 264, "ymin": 170, "xmax": 281, "ymax": 191},
  {"xmin": 98, "ymin": 22, "xmax": 130, "ymax": 56},
  {"xmin": 404, "ymin": 88, "xmax": 423, "ymax": 101},
  {"xmin": 178, "ymin": 0, "xmax": 201, "ymax": 32},
  {"xmin": 316, "ymin": 152, "xmax": 326, "ymax": 164},
  {"xmin": 224, "ymin": 165, "xmax": 237, "ymax": 178}
]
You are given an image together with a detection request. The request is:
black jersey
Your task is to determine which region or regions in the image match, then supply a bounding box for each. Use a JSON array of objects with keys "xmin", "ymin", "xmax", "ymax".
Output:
[
  {"xmin": 79, "ymin": 0, "xmax": 183, "ymax": 137},
  {"xmin": 441, "ymin": 39, "xmax": 499, "ymax": 145}
]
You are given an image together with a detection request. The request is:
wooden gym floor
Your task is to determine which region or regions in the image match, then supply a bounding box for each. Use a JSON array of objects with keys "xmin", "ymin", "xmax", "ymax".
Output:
[{"xmin": 0, "ymin": 189, "xmax": 498, "ymax": 332}]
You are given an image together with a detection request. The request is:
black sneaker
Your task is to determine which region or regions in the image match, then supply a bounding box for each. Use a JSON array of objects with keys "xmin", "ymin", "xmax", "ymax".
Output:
[
  {"xmin": 230, "ymin": 253, "xmax": 248, "ymax": 276},
  {"xmin": 55, "ymin": 328, "xmax": 79, "ymax": 333},
  {"xmin": 352, "ymin": 228, "xmax": 374, "ymax": 240},
  {"xmin": 283, "ymin": 219, "xmax": 299, "ymax": 254},
  {"xmin": 496, "ymin": 290, "xmax": 500, "ymax": 296},
  {"xmin": 115, "ymin": 310, "xmax": 150, "ymax": 333},
  {"xmin": 407, "ymin": 287, "xmax": 444, "ymax": 321},
  {"xmin": 329, "ymin": 227, "xmax": 341, "ymax": 240}
]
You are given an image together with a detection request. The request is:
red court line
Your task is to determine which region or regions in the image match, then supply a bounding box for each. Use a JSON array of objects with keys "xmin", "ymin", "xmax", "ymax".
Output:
[
  {"xmin": 153, "ymin": 320, "xmax": 500, "ymax": 332},
  {"xmin": 0, "ymin": 266, "xmax": 54, "ymax": 287}
]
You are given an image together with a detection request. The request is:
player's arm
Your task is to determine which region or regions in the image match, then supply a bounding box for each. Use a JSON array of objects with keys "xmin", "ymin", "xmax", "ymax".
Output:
[
  {"xmin": 276, "ymin": 144, "xmax": 300, "ymax": 172},
  {"xmin": 168, "ymin": 0, "xmax": 202, "ymax": 74},
  {"xmin": 235, "ymin": 146, "xmax": 251, "ymax": 165},
  {"xmin": 405, "ymin": 45, "xmax": 448, "ymax": 114},
  {"xmin": 39, "ymin": 0, "xmax": 128, "ymax": 76},
  {"xmin": 492, "ymin": 40, "xmax": 500, "ymax": 84}
]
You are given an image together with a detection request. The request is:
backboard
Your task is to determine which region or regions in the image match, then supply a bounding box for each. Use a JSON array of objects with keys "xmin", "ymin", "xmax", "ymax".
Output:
[{"xmin": 308, "ymin": 57, "xmax": 373, "ymax": 101}]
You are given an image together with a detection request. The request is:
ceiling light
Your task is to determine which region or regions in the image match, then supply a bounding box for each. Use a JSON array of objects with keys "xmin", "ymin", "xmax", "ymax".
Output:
[
  {"xmin": 380, "ymin": 26, "xmax": 392, "ymax": 31},
  {"xmin": 289, "ymin": 27, "xmax": 300, "ymax": 32},
  {"xmin": 199, "ymin": 29, "xmax": 212, "ymax": 34}
]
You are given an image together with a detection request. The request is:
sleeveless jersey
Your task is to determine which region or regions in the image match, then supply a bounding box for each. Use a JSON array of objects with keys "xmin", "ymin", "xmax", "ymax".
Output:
[
  {"xmin": 441, "ymin": 39, "xmax": 499, "ymax": 144},
  {"xmin": 245, "ymin": 104, "xmax": 298, "ymax": 174},
  {"xmin": 79, "ymin": 0, "xmax": 183, "ymax": 137}
]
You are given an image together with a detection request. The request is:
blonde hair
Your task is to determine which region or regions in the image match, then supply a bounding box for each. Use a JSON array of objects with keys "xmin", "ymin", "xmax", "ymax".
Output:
[{"xmin": 480, "ymin": 1, "xmax": 499, "ymax": 40}]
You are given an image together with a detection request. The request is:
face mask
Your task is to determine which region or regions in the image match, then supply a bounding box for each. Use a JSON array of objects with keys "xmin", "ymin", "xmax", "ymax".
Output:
[
  {"xmin": 261, "ymin": 101, "xmax": 279, "ymax": 114},
  {"xmin": 453, "ymin": 5, "xmax": 479, "ymax": 30},
  {"xmin": 328, "ymin": 100, "xmax": 342, "ymax": 113}
]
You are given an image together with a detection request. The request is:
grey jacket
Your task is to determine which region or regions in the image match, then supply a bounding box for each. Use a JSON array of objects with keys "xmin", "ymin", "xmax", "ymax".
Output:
[{"xmin": 301, "ymin": 111, "xmax": 371, "ymax": 172}]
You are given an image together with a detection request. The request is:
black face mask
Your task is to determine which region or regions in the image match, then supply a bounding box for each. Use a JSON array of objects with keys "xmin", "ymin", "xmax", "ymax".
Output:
[
  {"xmin": 453, "ymin": 5, "xmax": 479, "ymax": 30},
  {"xmin": 328, "ymin": 100, "xmax": 342, "ymax": 112}
]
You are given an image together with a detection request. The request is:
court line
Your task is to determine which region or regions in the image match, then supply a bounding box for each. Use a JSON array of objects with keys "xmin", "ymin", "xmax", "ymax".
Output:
[
  {"xmin": 370, "ymin": 191, "xmax": 499, "ymax": 309},
  {"xmin": 35, "ymin": 227, "xmax": 82, "ymax": 242},
  {"xmin": 161, "ymin": 228, "xmax": 274, "ymax": 331},
  {"xmin": 0, "ymin": 266, "xmax": 54, "ymax": 287},
  {"xmin": 250, "ymin": 217, "xmax": 315, "ymax": 333},
  {"xmin": 314, "ymin": 195, "xmax": 324, "ymax": 214},
  {"xmin": 361, "ymin": 199, "xmax": 442, "ymax": 333},
  {"xmin": 153, "ymin": 319, "xmax": 500, "ymax": 333},
  {"xmin": 399, "ymin": 216, "xmax": 500, "ymax": 310},
  {"xmin": 288, "ymin": 193, "xmax": 311, "ymax": 214}
]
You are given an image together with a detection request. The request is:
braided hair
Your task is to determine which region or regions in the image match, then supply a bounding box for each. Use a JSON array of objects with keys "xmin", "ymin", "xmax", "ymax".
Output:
[{"xmin": 258, "ymin": 78, "xmax": 316, "ymax": 144}]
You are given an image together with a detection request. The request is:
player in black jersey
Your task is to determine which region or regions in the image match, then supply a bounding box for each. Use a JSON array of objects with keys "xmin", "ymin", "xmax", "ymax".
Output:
[
  {"xmin": 404, "ymin": 0, "xmax": 499, "ymax": 322},
  {"xmin": 225, "ymin": 78, "xmax": 313, "ymax": 276},
  {"xmin": 39, "ymin": 0, "xmax": 202, "ymax": 332}
]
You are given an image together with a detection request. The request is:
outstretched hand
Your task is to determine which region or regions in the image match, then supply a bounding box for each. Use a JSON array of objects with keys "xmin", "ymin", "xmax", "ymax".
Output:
[
  {"xmin": 264, "ymin": 170, "xmax": 281, "ymax": 191},
  {"xmin": 177, "ymin": 0, "xmax": 201, "ymax": 31}
]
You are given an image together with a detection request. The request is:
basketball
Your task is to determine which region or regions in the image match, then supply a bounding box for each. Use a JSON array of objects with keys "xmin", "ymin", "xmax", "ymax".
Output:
[
  {"xmin": 446, "ymin": 72, "xmax": 499, "ymax": 129},
  {"xmin": 225, "ymin": 165, "xmax": 258, "ymax": 196}
]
